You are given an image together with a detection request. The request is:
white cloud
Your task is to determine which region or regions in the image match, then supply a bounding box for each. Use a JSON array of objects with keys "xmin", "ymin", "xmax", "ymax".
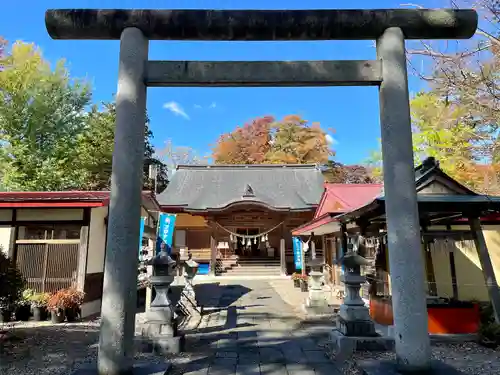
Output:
[
  {"xmin": 163, "ymin": 101, "xmax": 190, "ymax": 120},
  {"xmin": 325, "ymin": 134, "xmax": 338, "ymax": 145},
  {"xmin": 193, "ymin": 102, "xmax": 217, "ymax": 110}
]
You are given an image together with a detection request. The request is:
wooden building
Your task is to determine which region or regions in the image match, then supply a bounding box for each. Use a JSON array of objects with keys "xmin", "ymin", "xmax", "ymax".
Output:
[
  {"xmin": 293, "ymin": 157, "xmax": 500, "ymax": 334},
  {"xmin": 0, "ymin": 191, "xmax": 159, "ymax": 317},
  {"xmin": 157, "ymin": 164, "xmax": 325, "ymax": 276}
]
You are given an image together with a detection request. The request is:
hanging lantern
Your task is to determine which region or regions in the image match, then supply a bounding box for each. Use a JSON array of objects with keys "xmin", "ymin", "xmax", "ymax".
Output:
[
  {"xmin": 265, "ymin": 234, "xmax": 268, "ymax": 241},
  {"xmin": 246, "ymin": 238, "xmax": 251, "ymax": 247},
  {"xmin": 261, "ymin": 236, "xmax": 265, "ymax": 242},
  {"xmin": 254, "ymin": 238, "xmax": 257, "ymax": 244}
]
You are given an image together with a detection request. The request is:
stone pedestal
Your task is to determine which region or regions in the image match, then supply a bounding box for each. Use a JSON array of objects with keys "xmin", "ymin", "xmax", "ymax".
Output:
[
  {"xmin": 302, "ymin": 259, "xmax": 331, "ymax": 316},
  {"xmin": 337, "ymin": 273, "xmax": 376, "ymax": 337},
  {"xmin": 330, "ymin": 251, "xmax": 393, "ymax": 360},
  {"xmin": 140, "ymin": 271, "xmax": 185, "ymax": 354},
  {"xmin": 141, "ymin": 275, "xmax": 184, "ymax": 354}
]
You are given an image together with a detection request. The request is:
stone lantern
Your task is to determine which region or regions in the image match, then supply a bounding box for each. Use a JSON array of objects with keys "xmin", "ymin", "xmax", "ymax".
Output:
[
  {"xmin": 141, "ymin": 246, "xmax": 184, "ymax": 354},
  {"xmin": 303, "ymin": 258, "xmax": 329, "ymax": 314},
  {"xmin": 183, "ymin": 254, "xmax": 199, "ymax": 300},
  {"xmin": 337, "ymin": 250, "xmax": 376, "ymax": 336}
]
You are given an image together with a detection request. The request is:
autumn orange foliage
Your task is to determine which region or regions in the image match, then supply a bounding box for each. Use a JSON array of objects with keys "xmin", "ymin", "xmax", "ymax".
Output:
[{"xmin": 212, "ymin": 115, "xmax": 334, "ymax": 165}]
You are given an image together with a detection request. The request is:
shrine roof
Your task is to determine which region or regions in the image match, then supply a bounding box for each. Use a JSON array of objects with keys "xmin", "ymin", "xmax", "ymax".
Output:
[
  {"xmin": 314, "ymin": 183, "xmax": 383, "ymax": 219},
  {"xmin": 157, "ymin": 164, "xmax": 324, "ymax": 212}
]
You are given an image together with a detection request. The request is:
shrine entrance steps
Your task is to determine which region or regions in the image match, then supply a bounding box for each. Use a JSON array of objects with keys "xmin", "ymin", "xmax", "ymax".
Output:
[{"xmin": 217, "ymin": 256, "xmax": 282, "ymax": 277}]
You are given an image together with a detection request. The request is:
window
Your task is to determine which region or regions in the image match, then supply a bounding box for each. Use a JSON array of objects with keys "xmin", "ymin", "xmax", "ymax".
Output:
[{"xmin": 18, "ymin": 224, "xmax": 81, "ymax": 240}]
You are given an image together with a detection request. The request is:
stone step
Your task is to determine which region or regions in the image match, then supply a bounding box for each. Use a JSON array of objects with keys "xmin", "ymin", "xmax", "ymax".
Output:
[{"xmin": 222, "ymin": 268, "xmax": 281, "ymax": 275}]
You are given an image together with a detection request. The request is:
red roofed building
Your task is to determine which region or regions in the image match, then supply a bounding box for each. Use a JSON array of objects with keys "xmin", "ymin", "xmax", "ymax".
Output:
[
  {"xmin": 0, "ymin": 191, "xmax": 160, "ymax": 318},
  {"xmin": 292, "ymin": 183, "xmax": 383, "ymax": 237}
]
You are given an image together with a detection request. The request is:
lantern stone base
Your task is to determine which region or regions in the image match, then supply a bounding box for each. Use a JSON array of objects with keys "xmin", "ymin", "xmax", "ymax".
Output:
[
  {"xmin": 139, "ymin": 310, "xmax": 185, "ymax": 354},
  {"xmin": 337, "ymin": 315, "xmax": 377, "ymax": 337},
  {"xmin": 329, "ymin": 329, "xmax": 395, "ymax": 360},
  {"xmin": 71, "ymin": 360, "xmax": 172, "ymax": 375},
  {"xmin": 358, "ymin": 359, "xmax": 464, "ymax": 375}
]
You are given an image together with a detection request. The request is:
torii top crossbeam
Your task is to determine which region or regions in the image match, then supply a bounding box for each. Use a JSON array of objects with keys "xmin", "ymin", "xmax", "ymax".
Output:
[{"xmin": 45, "ymin": 8, "xmax": 478, "ymax": 41}]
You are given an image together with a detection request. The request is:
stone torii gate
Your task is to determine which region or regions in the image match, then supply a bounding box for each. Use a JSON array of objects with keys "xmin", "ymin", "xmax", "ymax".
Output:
[{"xmin": 45, "ymin": 8, "xmax": 477, "ymax": 375}]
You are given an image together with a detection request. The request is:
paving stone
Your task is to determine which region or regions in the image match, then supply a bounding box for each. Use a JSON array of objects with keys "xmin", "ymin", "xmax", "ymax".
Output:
[
  {"xmin": 312, "ymin": 363, "xmax": 343, "ymax": 375},
  {"xmin": 286, "ymin": 363, "xmax": 314, "ymax": 375},
  {"xmin": 303, "ymin": 351, "xmax": 330, "ymax": 364},
  {"xmin": 212, "ymin": 357, "xmax": 238, "ymax": 366},
  {"xmin": 208, "ymin": 364, "xmax": 236, "ymax": 375},
  {"xmin": 238, "ymin": 352, "xmax": 260, "ymax": 364},
  {"xmin": 236, "ymin": 364, "xmax": 261, "ymax": 375},
  {"xmin": 259, "ymin": 348, "xmax": 285, "ymax": 363},
  {"xmin": 283, "ymin": 350, "xmax": 307, "ymax": 364},
  {"xmin": 215, "ymin": 351, "xmax": 238, "ymax": 358},
  {"xmin": 238, "ymin": 331, "xmax": 258, "ymax": 339},
  {"xmin": 181, "ymin": 281, "xmax": 343, "ymax": 375},
  {"xmin": 259, "ymin": 363, "xmax": 289, "ymax": 375}
]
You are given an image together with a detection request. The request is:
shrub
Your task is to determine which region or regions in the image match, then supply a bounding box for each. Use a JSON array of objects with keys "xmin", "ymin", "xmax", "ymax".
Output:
[
  {"xmin": 478, "ymin": 302, "xmax": 500, "ymax": 348},
  {"xmin": 47, "ymin": 288, "xmax": 85, "ymax": 311},
  {"xmin": 29, "ymin": 292, "xmax": 50, "ymax": 308},
  {"xmin": 0, "ymin": 247, "xmax": 25, "ymax": 309}
]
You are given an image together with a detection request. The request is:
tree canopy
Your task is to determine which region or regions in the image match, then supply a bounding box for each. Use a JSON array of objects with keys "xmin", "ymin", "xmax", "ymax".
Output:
[
  {"xmin": 0, "ymin": 40, "xmax": 167, "ymax": 192},
  {"xmin": 212, "ymin": 115, "xmax": 334, "ymax": 165}
]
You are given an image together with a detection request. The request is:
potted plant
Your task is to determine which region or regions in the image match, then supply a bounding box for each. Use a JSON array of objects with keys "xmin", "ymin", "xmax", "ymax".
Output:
[
  {"xmin": 291, "ymin": 273, "xmax": 301, "ymax": 288},
  {"xmin": 15, "ymin": 289, "xmax": 33, "ymax": 321},
  {"xmin": 0, "ymin": 297, "xmax": 12, "ymax": 323},
  {"xmin": 47, "ymin": 288, "xmax": 85, "ymax": 323},
  {"xmin": 62, "ymin": 288, "xmax": 85, "ymax": 322},
  {"xmin": 0, "ymin": 249, "xmax": 25, "ymax": 323},
  {"xmin": 30, "ymin": 292, "xmax": 50, "ymax": 321},
  {"xmin": 298, "ymin": 274, "xmax": 309, "ymax": 292},
  {"xmin": 47, "ymin": 290, "xmax": 66, "ymax": 323}
]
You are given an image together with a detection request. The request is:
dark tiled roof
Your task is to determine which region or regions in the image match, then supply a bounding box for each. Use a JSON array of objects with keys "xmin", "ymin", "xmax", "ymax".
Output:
[{"xmin": 157, "ymin": 164, "xmax": 324, "ymax": 211}]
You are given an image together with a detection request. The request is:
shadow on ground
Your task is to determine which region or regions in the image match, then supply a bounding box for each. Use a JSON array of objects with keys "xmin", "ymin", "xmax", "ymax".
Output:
[{"xmin": 0, "ymin": 282, "xmax": 341, "ymax": 375}]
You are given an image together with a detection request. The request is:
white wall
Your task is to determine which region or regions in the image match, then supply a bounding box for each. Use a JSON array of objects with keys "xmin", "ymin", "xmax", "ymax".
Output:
[
  {"xmin": 0, "ymin": 226, "xmax": 13, "ymax": 257},
  {"xmin": 86, "ymin": 206, "xmax": 108, "ymax": 274}
]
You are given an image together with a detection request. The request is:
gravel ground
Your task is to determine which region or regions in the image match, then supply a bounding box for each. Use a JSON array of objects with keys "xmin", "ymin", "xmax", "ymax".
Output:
[{"xmin": 327, "ymin": 341, "xmax": 500, "ymax": 375}]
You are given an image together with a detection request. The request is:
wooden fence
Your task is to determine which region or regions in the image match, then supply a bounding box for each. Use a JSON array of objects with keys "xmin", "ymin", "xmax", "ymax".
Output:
[{"xmin": 15, "ymin": 240, "xmax": 80, "ymax": 293}]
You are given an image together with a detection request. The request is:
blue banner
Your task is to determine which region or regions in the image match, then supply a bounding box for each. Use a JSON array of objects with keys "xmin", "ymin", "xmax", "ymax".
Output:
[
  {"xmin": 292, "ymin": 236, "xmax": 303, "ymax": 270},
  {"xmin": 138, "ymin": 217, "xmax": 145, "ymax": 259},
  {"xmin": 156, "ymin": 213, "xmax": 177, "ymax": 255}
]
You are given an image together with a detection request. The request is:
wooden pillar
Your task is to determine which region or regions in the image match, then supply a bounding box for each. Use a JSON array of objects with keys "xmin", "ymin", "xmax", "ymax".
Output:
[
  {"xmin": 280, "ymin": 221, "xmax": 286, "ymax": 276},
  {"xmin": 76, "ymin": 226, "xmax": 90, "ymax": 291},
  {"xmin": 321, "ymin": 235, "xmax": 327, "ymax": 264},
  {"xmin": 340, "ymin": 223, "xmax": 348, "ymax": 256},
  {"xmin": 470, "ymin": 217, "xmax": 500, "ymax": 323},
  {"xmin": 210, "ymin": 235, "xmax": 217, "ymax": 276},
  {"xmin": 145, "ymin": 238, "xmax": 154, "ymax": 310},
  {"xmin": 311, "ymin": 231, "xmax": 316, "ymax": 260}
]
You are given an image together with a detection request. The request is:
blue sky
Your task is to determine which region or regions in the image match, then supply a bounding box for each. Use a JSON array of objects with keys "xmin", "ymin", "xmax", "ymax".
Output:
[{"xmin": 1, "ymin": 0, "xmax": 458, "ymax": 164}]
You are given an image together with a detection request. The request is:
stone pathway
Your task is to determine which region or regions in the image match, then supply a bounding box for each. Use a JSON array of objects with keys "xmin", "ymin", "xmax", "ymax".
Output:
[{"xmin": 173, "ymin": 280, "xmax": 341, "ymax": 375}]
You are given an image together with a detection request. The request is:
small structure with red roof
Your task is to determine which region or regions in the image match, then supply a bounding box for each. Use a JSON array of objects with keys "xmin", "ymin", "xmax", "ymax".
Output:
[{"xmin": 0, "ymin": 190, "xmax": 160, "ymax": 318}]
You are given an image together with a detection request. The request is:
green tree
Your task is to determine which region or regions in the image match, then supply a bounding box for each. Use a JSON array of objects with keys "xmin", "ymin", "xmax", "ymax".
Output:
[
  {"xmin": 75, "ymin": 102, "xmax": 168, "ymax": 193},
  {"xmin": 0, "ymin": 40, "xmax": 167, "ymax": 192},
  {"xmin": 0, "ymin": 41, "xmax": 91, "ymax": 191}
]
